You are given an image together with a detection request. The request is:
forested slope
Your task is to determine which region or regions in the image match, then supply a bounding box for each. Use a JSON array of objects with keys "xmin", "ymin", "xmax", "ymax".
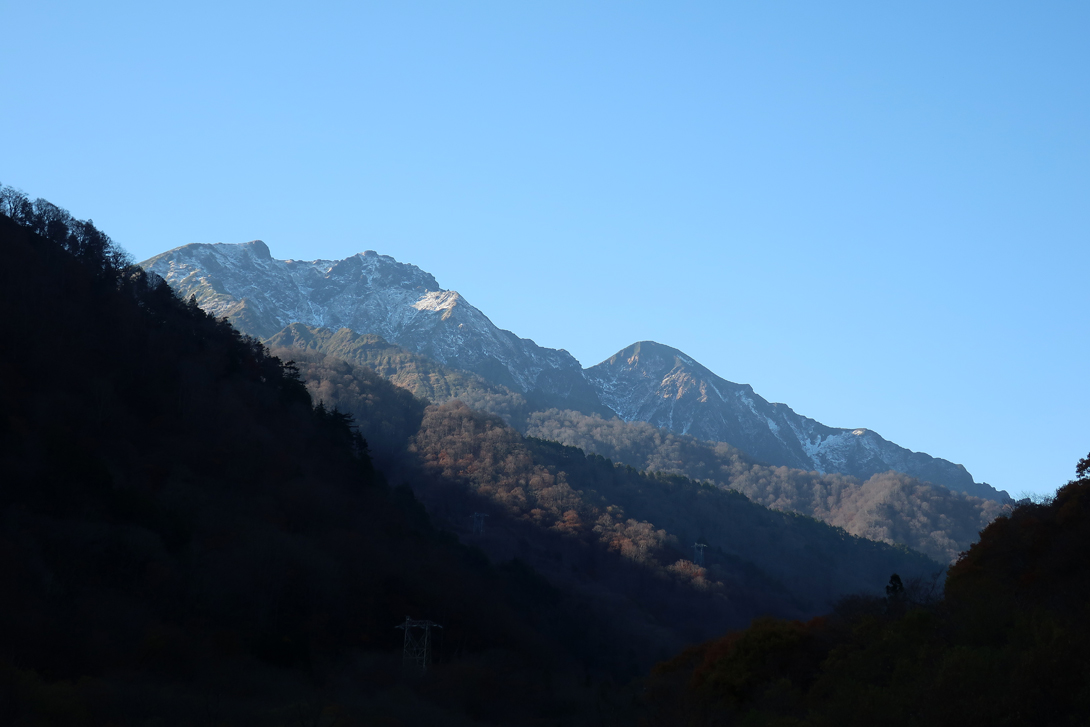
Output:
[
  {"xmin": 267, "ymin": 323, "xmax": 533, "ymax": 427},
  {"xmin": 0, "ymin": 187, "xmax": 944, "ymax": 724},
  {"xmin": 526, "ymin": 409, "xmax": 1005, "ymax": 563},
  {"xmin": 271, "ymin": 344, "xmax": 939, "ymax": 622},
  {"xmin": 4, "ymin": 184, "xmax": 1070, "ymax": 724},
  {"xmin": 269, "ymin": 327, "xmax": 1002, "ymax": 563},
  {"xmin": 0, "ymin": 193, "xmax": 639, "ymax": 725},
  {"xmin": 641, "ymin": 453, "xmax": 1090, "ymax": 726}
]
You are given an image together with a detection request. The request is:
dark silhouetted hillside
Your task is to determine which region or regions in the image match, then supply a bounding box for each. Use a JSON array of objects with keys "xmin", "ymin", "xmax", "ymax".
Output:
[
  {"xmin": 641, "ymin": 454, "xmax": 1090, "ymax": 726},
  {"xmin": 0, "ymin": 190, "xmax": 642, "ymax": 725}
]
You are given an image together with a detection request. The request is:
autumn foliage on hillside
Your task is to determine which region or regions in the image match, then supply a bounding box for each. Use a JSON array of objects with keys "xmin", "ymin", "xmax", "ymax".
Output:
[
  {"xmin": 527, "ymin": 409, "xmax": 1006, "ymax": 563},
  {"xmin": 271, "ymin": 346, "xmax": 940, "ymax": 666},
  {"xmin": 641, "ymin": 454, "xmax": 1090, "ymax": 726},
  {"xmin": 406, "ymin": 403, "xmax": 939, "ymax": 639},
  {"xmin": 267, "ymin": 336, "xmax": 942, "ymax": 617},
  {"xmin": 267, "ymin": 328, "xmax": 1004, "ymax": 566}
]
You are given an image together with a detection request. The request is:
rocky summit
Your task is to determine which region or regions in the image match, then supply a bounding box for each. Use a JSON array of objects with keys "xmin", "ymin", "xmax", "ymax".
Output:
[
  {"xmin": 140, "ymin": 241, "xmax": 607, "ymax": 414},
  {"xmin": 141, "ymin": 241, "xmax": 1009, "ymax": 501},
  {"xmin": 586, "ymin": 342, "xmax": 1009, "ymax": 502}
]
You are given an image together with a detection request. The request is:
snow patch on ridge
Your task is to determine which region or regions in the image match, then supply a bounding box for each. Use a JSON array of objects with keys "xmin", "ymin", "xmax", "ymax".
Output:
[
  {"xmin": 412, "ymin": 290, "xmax": 462, "ymax": 313},
  {"xmin": 140, "ymin": 241, "xmax": 584, "ymax": 397}
]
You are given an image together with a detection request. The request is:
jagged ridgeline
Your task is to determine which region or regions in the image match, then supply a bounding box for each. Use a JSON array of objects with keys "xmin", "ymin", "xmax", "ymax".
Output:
[
  {"xmin": 141, "ymin": 241, "xmax": 613, "ymax": 418},
  {"xmin": 141, "ymin": 240, "xmax": 1008, "ymax": 502},
  {"xmin": 3, "ymin": 188, "xmax": 942, "ymax": 723},
  {"xmin": 146, "ymin": 239, "xmax": 1007, "ymax": 564}
]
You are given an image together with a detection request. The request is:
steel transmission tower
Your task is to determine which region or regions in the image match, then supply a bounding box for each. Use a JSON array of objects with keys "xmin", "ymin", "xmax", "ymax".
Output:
[
  {"xmin": 692, "ymin": 543, "xmax": 707, "ymax": 567},
  {"xmin": 470, "ymin": 512, "xmax": 488, "ymax": 535},
  {"xmin": 396, "ymin": 616, "xmax": 442, "ymax": 675}
]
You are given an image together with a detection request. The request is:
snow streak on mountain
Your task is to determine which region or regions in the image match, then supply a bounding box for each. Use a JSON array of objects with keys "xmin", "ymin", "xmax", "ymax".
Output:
[
  {"xmin": 587, "ymin": 342, "xmax": 1008, "ymax": 501},
  {"xmin": 141, "ymin": 242, "xmax": 1009, "ymax": 501},
  {"xmin": 140, "ymin": 241, "xmax": 605, "ymax": 413}
]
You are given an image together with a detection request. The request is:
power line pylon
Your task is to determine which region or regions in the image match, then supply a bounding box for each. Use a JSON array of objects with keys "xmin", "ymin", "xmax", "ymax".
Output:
[
  {"xmin": 470, "ymin": 512, "xmax": 488, "ymax": 535},
  {"xmin": 692, "ymin": 543, "xmax": 707, "ymax": 567},
  {"xmin": 396, "ymin": 616, "xmax": 442, "ymax": 675}
]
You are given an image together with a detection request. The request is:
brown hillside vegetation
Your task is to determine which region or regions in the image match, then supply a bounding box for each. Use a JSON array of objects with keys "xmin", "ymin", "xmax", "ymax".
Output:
[
  {"xmin": 405, "ymin": 401, "xmax": 939, "ymax": 655},
  {"xmin": 266, "ymin": 326, "xmax": 1003, "ymax": 563},
  {"xmin": 275, "ymin": 346, "xmax": 940, "ymax": 621},
  {"xmin": 526, "ymin": 409, "xmax": 1006, "ymax": 562}
]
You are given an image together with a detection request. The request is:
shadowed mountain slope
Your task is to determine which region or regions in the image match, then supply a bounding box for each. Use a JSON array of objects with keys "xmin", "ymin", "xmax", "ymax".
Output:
[
  {"xmin": 267, "ymin": 322, "xmax": 534, "ymax": 427},
  {"xmin": 266, "ymin": 342, "xmax": 941, "ymax": 619}
]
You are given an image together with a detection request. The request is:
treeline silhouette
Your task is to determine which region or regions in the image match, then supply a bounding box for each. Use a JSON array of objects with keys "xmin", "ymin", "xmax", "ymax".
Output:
[
  {"xmin": 0, "ymin": 185, "xmax": 938, "ymax": 725},
  {"xmin": 526, "ymin": 409, "xmax": 1006, "ymax": 563},
  {"xmin": 0, "ymin": 187, "xmax": 660, "ymax": 724},
  {"xmin": 641, "ymin": 453, "xmax": 1090, "ymax": 725},
  {"xmin": 9, "ymin": 185, "xmax": 1058, "ymax": 725}
]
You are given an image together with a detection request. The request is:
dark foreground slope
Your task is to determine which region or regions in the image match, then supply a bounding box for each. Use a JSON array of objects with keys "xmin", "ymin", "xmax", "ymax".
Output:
[
  {"xmin": 642, "ymin": 454, "xmax": 1090, "ymax": 726},
  {"xmin": 0, "ymin": 191, "xmax": 940, "ymax": 726},
  {"xmin": 0, "ymin": 207, "xmax": 637, "ymax": 725}
]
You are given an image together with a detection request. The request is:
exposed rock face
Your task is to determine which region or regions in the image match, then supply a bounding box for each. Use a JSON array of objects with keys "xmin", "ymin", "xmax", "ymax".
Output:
[
  {"xmin": 140, "ymin": 242, "xmax": 608, "ymax": 414},
  {"xmin": 142, "ymin": 242, "xmax": 1008, "ymax": 502},
  {"xmin": 586, "ymin": 342, "xmax": 1010, "ymax": 502}
]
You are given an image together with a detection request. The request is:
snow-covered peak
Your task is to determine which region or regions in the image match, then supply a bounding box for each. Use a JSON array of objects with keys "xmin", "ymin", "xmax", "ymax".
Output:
[
  {"xmin": 140, "ymin": 240, "xmax": 1007, "ymax": 502},
  {"xmin": 139, "ymin": 240, "xmax": 602, "ymax": 410}
]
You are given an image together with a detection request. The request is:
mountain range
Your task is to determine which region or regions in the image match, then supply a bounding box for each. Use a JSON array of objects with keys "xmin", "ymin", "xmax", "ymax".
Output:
[
  {"xmin": 6, "ymin": 184, "xmax": 1086, "ymax": 726},
  {"xmin": 2, "ymin": 193, "xmax": 948, "ymax": 724},
  {"xmin": 141, "ymin": 241, "xmax": 1010, "ymax": 502}
]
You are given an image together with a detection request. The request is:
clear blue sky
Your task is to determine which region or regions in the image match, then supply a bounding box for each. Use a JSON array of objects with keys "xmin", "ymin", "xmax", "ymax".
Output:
[{"xmin": 3, "ymin": 1, "xmax": 1087, "ymax": 497}]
